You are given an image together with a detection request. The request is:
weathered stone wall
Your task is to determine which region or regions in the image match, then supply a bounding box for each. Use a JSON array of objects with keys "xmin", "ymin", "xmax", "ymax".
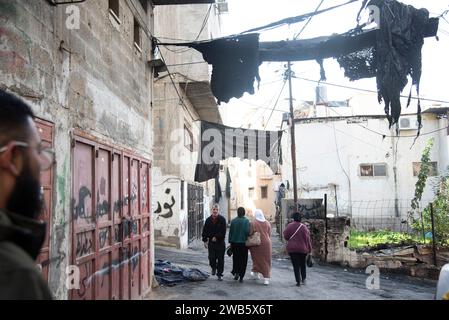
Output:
[{"xmin": 0, "ymin": 0, "xmax": 154, "ymax": 298}]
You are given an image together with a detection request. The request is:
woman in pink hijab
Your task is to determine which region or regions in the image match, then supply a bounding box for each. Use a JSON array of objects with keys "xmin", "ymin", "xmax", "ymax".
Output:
[{"xmin": 248, "ymin": 209, "xmax": 272, "ymax": 285}]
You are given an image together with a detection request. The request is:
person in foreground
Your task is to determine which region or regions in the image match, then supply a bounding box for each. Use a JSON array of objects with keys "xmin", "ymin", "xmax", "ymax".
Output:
[{"xmin": 0, "ymin": 90, "xmax": 54, "ymax": 299}]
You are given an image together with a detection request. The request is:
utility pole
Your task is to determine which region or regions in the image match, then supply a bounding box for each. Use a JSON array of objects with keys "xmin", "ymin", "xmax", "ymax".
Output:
[{"xmin": 287, "ymin": 61, "xmax": 298, "ymax": 206}]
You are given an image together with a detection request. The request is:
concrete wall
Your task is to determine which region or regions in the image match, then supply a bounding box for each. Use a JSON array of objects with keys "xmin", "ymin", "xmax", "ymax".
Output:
[
  {"xmin": 0, "ymin": 0, "xmax": 154, "ymax": 298},
  {"xmin": 152, "ymin": 79, "xmax": 204, "ymax": 249},
  {"xmin": 280, "ymin": 94, "xmax": 449, "ymax": 230},
  {"xmin": 154, "ymin": 3, "xmax": 221, "ymax": 82}
]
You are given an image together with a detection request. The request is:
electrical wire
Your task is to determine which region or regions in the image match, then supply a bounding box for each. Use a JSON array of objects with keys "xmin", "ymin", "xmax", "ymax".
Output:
[
  {"xmin": 264, "ymin": 80, "xmax": 287, "ymax": 130},
  {"xmin": 292, "ymin": 76, "xmax": 449, "ymax": 105},
  {"xmin": 293, "ymin": 0, "xmax": 325, "ymax": 40},
  {"xmin": 324, "ymin": 102, "xmax": 449, "ymax": 138},
  {"xmin": 158, "ymin": 0, "xmax": 361, "ymax": 46}
]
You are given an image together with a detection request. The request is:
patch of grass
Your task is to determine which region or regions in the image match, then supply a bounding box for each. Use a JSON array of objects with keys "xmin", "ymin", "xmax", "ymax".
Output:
[{"xmin": 348, "ymin": 230, "xmax": 430, "ymax": 249}]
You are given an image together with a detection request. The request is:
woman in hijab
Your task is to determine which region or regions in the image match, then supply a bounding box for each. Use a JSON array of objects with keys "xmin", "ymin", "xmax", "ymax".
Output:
[{"xmin": 248, "ymin": 209, "xmax": 272, "ymax": 285}]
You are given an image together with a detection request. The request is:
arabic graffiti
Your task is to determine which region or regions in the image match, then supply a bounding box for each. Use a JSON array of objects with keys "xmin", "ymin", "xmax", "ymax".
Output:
[
  {"xmin": 72, "ymin": 186, "xmax": 92, "ymax": 221},
  {"xmin": 154, "ymin": 188, "xmax": 176, "ymax": 218},
  {"xmin": 76, "ymin": 232, "xmax": 93, "ymax": 258},
  {"xmin": 96, "ymin": 190, "xmax": 109, "ymax": 219},
  {"xmin": 99, "ymin": 228, "xmax": 109, "ymax": 249}
]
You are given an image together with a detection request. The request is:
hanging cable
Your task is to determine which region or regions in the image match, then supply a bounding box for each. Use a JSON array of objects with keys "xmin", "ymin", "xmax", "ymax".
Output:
[
  {"xmin": 292, "ymin": 76, "xmax": 449, "ymax": 105},
  {"xmin": 293, "ymin": 0, "xmax": 325, "ymax": 40}
]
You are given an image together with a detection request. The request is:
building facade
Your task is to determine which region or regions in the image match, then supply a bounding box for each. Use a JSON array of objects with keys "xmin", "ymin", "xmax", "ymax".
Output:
[
  {"xmin": 0, "ymin": 0, "xmax": 218, "ymax": 300},
  {"xmin": 280, "ymin": 93, "xmax": 449, "ymax": 230},
  {"xmin": 152, "ymin": 2, "xmax": 225, "ymax": 249}
]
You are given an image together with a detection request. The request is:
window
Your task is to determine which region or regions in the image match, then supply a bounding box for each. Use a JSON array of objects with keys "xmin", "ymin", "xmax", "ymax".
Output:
[
  {"xmin": 261, "ymin": 186, "xmax": 268, "ymax": 199},
  {"xmin": 109, "ymin": 0, "xmax": 120, "ymax": 20},
  {"xmin": 413, "ymin": 162, "xmax": 438, "ymax": 177},
  {"xmin": 184, "ymin": 124, "xmax": 193, "ymax": 151},
  {"xmin": 134, "ymin": 18, "xmax": 141, "ymax": 50},
  {"xmin": 360, "ymin": 163, "xmax": 387, "ymax": 177},
  {"xmin": 248, "ymin": 187, "xmax": 254, "ymax": 199}
]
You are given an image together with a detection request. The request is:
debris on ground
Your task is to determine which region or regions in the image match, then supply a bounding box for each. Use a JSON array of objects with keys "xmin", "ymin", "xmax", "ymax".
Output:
[{"xmin": 154, "ymin": 260, "xmax": 209, "ymax": 286}]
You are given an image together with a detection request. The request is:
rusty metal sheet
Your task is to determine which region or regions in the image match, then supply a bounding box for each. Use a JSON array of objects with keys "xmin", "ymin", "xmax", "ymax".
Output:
[
  {"xmin": 97, "ymin": 149, "xmax": 111, "ymax": 224},
  {"xmin": 72, "ymin": 261, "xmax": 94, "ymax": 300},
  {"xmin": 71, "ymin": 135, "xmax": 152, "ymax": 300},
  {"xmin": 131, "ymin": 159, "xmax": 139, "ymax": 217},
  {"xmin": 96, "ymin": 252, "xmax": 112, "ymax": 300},
  {"xmin": 130, "ymin": 240, "xmax": 141, "ymax": 299},
  {"xmin": 73, "ymin": 141, "xmax": 95, "ymax": 228}
]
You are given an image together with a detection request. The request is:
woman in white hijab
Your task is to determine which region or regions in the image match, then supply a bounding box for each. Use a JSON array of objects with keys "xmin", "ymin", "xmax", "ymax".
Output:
[{"xmin": 248, "ymin": 209, "xmax": 272, "ymax": 285}]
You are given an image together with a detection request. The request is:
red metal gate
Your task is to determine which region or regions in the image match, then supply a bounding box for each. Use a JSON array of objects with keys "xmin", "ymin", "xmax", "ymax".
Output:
[
  {"xmin": 35, "ymin": 118, "xmax": 54, "ymax": 283},
  {"xmin": 71, "ymin": 134, "xmax": 151, "ymax": 300}
]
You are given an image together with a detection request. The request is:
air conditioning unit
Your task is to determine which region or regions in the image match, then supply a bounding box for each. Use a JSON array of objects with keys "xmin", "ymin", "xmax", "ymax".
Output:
[
  {"xmin": 216, "ymin": 0, "xmax": 228, "ymax": 14},
  {"xmin": 398, "ymin": 116, "xmax": 419, "ymax": 130}
]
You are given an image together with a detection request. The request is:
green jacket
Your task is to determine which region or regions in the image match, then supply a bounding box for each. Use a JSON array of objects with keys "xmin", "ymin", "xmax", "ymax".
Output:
[
  {"xmin": 229, "ymin": 216, "xmax": 250, "ymax": 244},
  {"xmin": 0, "ymin": 210, "xmax": 53, "ymax": 300}
]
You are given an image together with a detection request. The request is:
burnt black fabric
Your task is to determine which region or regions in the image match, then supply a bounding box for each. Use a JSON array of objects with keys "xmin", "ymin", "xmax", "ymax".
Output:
[
  {"xmin": 337, "ymin": 0, "xmax": 433, "ymax": 130},
  {"xmin": 194, "ymin": 121, "xmax": 283, "ymax": 182},
  {"xmin": 189, "ymin": 34, "xmax": 261, "ymax": 104},
  {"xmin": 214, "ymin": 175, "xmax": 222, "ymax": 203},
  {"xmin": 225, "ymin": 168, "xmax": 231, "ymax": 198}
]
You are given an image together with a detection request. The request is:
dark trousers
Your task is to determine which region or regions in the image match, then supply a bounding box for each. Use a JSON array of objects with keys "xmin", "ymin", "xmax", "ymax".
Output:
[
  {"xmin": 208, "ymin": 241, "xmax": 225, "ymax": 276},
  {"xmin": 289, "ymin": 253, "xmax": 307, "ymax": 284},
  {"xmin": 231, "ymin": 243, "xmax": 248, "ymax": 279}
]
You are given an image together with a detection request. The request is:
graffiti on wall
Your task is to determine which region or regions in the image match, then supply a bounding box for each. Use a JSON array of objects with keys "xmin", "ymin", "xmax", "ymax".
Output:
[{"xmin": 154, "ymin": 188, "xmax": 175, "ymax": 219}]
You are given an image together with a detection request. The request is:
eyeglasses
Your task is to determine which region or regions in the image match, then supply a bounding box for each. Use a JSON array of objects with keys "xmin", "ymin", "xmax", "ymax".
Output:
[{"xmin": 0, "ymin": 141, "xmax": 56, "ymax": 171}]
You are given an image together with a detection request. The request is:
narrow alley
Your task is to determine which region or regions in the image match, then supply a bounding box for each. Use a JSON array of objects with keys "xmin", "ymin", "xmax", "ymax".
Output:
[{"xmin": 146, "ymin": 227, "xmax": 437, "ymax": 300}]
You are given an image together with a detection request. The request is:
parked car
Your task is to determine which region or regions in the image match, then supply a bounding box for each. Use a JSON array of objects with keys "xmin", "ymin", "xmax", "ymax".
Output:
[{"xmin": 436, "ymin": 263, "xmax": 449, "ymax": 300}]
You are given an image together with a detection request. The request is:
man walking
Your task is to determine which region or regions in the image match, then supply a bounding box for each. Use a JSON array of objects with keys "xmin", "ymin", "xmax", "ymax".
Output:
[
  {"xmin": 0, "ymin": 90, "xmax": 54, "ymax": 299},
  {"xmin": 202, "ymin": 204, "xmax": 227, "ymax": 281}
]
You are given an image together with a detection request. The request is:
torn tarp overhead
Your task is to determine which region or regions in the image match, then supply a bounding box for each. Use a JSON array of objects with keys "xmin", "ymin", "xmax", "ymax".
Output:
[
  {"xmin": 337, "ymin": 0, "xmax": 436, "ymax": 130},
  {"xmin": 194, "ymin": 121, "xmax": 283, "ymax": 183},
  {"xmin": 188, "ymin": 33, "xmax": 261, "ymax": 104}
]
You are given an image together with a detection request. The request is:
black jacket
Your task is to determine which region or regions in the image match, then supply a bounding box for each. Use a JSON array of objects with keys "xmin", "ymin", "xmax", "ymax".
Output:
[
  {"xmin": 0, "ymin": 210, "xmax": 53, "ymax": 300},
  {"xmin": 202, "ymin": 215, "xmax": 227, "ymax": 244}
]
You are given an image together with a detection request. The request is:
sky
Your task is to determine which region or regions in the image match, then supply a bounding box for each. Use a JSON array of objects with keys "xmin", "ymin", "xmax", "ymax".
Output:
[{"xmin": 217, "ymin": 0, "xmax": 449, "ymax": 130}]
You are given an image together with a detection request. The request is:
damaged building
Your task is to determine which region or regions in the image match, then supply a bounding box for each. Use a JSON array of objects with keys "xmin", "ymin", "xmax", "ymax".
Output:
[
  {"xmin": 0, "ymin": 0, "xmax": 220, "ymax": 300},
  {"xmin": 152, "ymin": 2, "xmax": 227, "ymax": 249}
]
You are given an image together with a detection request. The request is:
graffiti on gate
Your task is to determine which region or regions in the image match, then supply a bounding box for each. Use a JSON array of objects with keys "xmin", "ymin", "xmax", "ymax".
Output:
[
  {"xmin": 72, "ymin": 186, "xmax": 92, "ymax": 221},
  {"xmin": 131, "ymin": 246, "xmax": 139, "ymax": 272},
  {"xmin": 154, "ymin": 188, "xmax": 175, "ymax": 219},
  {"xmin": 99, "ymin": 228, "xmax": 109, "ymax": 249},
  {"xmin": 141, "ymin": 173, "xmax": 148, "ymax": 210},
  {"xmin": 74, "ymin": 247, "xmax": 147, "ymax": 298},
  {"xmin": 76, "ymin": 232, "xmax": 93, "ymax": 258},
  {"xmin": 96, "ymin": 191, "xmax": 109, "ymax": 220},
  {"xmin": 132, "ymin": 220, "xmax": 138, "ymax": 236}
]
